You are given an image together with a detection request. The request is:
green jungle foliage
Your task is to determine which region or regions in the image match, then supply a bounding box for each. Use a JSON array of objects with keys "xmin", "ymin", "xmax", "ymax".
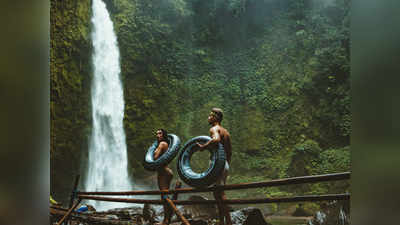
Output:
[
  {"xmin": 50, "ymin": 0, "xmax": 92, "ymax": 201},
  {"xmin": 51, "ymin": 0, "xmax": 350, "ymax": 210}
]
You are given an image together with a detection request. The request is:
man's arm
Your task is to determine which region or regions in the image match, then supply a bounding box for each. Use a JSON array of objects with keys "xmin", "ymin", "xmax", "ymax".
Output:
[
  {"xmin": 154, "ymin": 142, "xmax": 168, "ymax": 159},
  {"xmin": 197, "ymin": 127, "xmax": 221, "ymax": 150}
]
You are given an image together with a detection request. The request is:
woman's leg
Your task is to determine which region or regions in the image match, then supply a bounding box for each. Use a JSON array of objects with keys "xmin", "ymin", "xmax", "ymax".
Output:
[{"xmin": 158, "ymin": 168, "xmax": 173, "ymax": 225}]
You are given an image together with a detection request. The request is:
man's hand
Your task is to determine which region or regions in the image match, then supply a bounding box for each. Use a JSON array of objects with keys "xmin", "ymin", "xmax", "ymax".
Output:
[{"xmin": 197, "ymin": 142, "xmax": 206, "ymax": 151}]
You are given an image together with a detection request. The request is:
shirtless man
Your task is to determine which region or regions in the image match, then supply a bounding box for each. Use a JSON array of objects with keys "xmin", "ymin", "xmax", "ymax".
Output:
[
  {"xmin": 197, "ymin": 108, "xmax": 232, "ymax": 225},
  {"xmin": 153, "ymin": 129, "xmax": 173, "ymax": 225}
]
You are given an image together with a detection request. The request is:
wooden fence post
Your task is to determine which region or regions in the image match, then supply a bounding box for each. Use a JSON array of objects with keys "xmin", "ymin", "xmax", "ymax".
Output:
[
  {"xmin": 65, "ymin": 175, "xmax": 80, "ymax": 225},
  {"xmin": 165, "ymin": 198, "xmax": 190, "ymax": 225},
  {"xmin": 57, "ymin": 199, "xmax": 82, "ymax": 225}
]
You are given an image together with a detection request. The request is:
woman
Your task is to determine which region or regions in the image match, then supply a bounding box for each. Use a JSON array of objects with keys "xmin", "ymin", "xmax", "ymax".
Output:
[{"xmin": 153, "ymin": 129, "xmax": 173, "ymax": 225}]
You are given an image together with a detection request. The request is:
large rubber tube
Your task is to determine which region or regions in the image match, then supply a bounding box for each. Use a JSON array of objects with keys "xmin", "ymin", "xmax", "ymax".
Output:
[
  {"xmin": 177, "ymin": 136, "xmax": 226, "ymax": 187},
  {"xmin": 143, "ymin": 134, "xmax": 181, "ymax": 171}
]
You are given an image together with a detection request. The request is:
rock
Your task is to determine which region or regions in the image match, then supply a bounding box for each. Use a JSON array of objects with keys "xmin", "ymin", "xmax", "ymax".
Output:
[
  {"xmin": 106, "ymin": 215, "xmax": 119, "ymax": 220},
  {"xmin": 184, "ymin": 218, "xmax": 208, "ymax": 225},
  {"xmin": 153, "ymin": 205, "xmax": 167, "ymax": 222},
  {"xmin": 105, "ymin": 205, "xmax": 144, "ymax": 215},
  {"xmin": 103, "ymin": 206, "xmax": 144, "ymax": 220},
  {"xmin": 182, "ymin": 211, "xmax": 193, "ymax": 220},
  {"xmin": 309, "ymin": 201, "xmax": 350, "ymax": 225},
  {"xmin": 285, "ymin": 204, "xmax": 298, "ymax": 216},
  {"xmin": 127, "ymin": 214, "xmax": 145, "ymax": 225},
  {"xmin": 143, "ymin": 203, "xmax": 185, "ymax": 223},
  {"xmin": 52, "ymin": 205, "xmax": 152, "ymax": 225},
  {"xmin": 86, "ymin": 204, "xmax": 96, "ymax": 212},
  {"xmin": 231, "ymin": 207, "xmax": 271, "ymax": 225},
  {"xmin": 182, "ymin": 195, "xmax": 217, "ymax": 219},
  {"xmin": 143, "ymin": 203, "xmax": 157, "ymax": 222},
  {"xmin": 292, "ymin": 204, "xmax": 312, "ymax": 217}
]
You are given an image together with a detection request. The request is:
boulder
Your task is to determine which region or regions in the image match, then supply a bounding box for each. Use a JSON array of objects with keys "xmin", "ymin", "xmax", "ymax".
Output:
[
  {"xmin": 292, "ymin": 204, "xmax": 313, "ymax": 217},
  {"xmin": 309, "ymin": 201, "xmax": 349, "ymax": 225},
  {"xmin": 182, "ymin": 195, "xmax": 217, "ymax": 219},
  {"xmin": 102, "ymin": 206, "xmax": 144, "ymax": 220},
  {"xmin": 142, "ymin": 203, "xmax": 167, "ymax": 223},
  {"xmin": 183, "ymin": 219, "xmax": 208, "ymax": 225},
  {"xmin": 231, "ymin": 207, "xmax": 271, "ymax": 225},
  {"xmin": 143, "ymin": 203, "xmax": 157, "ymax": 222},
  {"xmin": 87, "ymin": 204, "xmax": 96, "ymax": 212}
]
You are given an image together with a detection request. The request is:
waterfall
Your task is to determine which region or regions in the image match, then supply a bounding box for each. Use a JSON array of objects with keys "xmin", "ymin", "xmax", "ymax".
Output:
[
  {"xmin": 339, "ymin": 207, "xmax": 348, "ymax": 225},
  {"xmin": 85, "ymin": 0, "xmax": 133, "ymax": 211}
]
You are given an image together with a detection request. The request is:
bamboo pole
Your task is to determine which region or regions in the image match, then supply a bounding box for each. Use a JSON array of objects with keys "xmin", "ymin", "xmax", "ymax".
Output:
[
  {"xmin": 56, "ymin": 199, "xmax": 82, "ymax": 225},
  {"xmin": 66, "ymin": 175, "xmax": 80, "ymax": 225},
  {"xmin": 50, "ymin": 205, "xmax": 67, "ymax": 210},
  {"xmin": 78, "ymin": 196, "xmax": 164, "ymax": 204},
  {"xmin": 172, "ymin": 180, "xmax": 182, "ymax": 200},
  {"xmin": 224, "ymin": 194, "xmax": 350, "ymax": 204},
  {"xmin": 165, "ymin": 198, "xmax": 190, "ymax": 225},
  {"xmin": 69, "ymin": 175, "xmax": 80, "ymax": 208},
  {"xmin": 77, "ymin": 172, "xmax": 350, "ymax": 196},
  {"xmin": 79, "ymin": 193, "xmax": 349, "ymax": 205}
]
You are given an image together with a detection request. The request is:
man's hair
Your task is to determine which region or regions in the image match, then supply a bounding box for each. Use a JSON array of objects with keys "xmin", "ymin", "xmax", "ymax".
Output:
[
  {"xmin": 211, "ymin": 108, "xmax": 223, "ymax": 122},
  {"xmin": 157, "ymin": 129, "xmax": 168, "ymax": 142}
]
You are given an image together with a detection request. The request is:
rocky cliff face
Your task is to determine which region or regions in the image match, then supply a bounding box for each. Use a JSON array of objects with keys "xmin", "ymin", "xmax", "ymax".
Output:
[{"xmin": 50, "ymin": 0, "xmax": 92, "ymax": 201}]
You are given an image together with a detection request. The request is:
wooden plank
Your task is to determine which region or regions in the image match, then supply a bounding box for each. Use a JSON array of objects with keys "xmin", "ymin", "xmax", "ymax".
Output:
[
  {"xmin": 224, "ymin": 194, "xmax": 350, "ymax": 204},
  {"xmin": 79, "ymin": 193, "xmax": 350, "ymax": 205},
  {"xmin": 56, "ymin": 199, "xmax": 82, "ymax": 225},
  {"xmin": 66, "ymin": 175, "xmax": 80, "ymax": 225},
  {"xmin": 172, "ymin": 180, "xmax": 182, "ymax": 200},
  {"xmin": 78, "ymin": 195, "xmax": 165, "ymax": 204},
  {"xmin": 77, "ymin": 172, "xmax": 350, "ymax": 196},
  {"xmin": 69, "ymin": 175, "xmax": 80, "ymax": 208},
  {"xmin": 165, "ymin": 198, "xmax": 190, "ymax": 225}
]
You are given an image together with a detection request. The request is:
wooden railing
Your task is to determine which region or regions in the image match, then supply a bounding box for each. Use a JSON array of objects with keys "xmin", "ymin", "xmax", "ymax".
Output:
[{"xmin": 52, "ymin": 172, "xmax": 350, "ymax": 225}]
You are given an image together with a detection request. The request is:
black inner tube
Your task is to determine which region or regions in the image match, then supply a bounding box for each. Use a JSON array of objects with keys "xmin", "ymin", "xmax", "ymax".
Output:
[
  {"xmin": 177, "ymin": 136, "xmax": 226, "ymax": 187},
  {"xmin": 143, "ymin": 134, "xmax": 181, "ymax": 171}
]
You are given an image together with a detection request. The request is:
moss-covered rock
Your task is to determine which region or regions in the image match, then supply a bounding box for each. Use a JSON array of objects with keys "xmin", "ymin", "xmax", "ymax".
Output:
[{"xmin": 50, "ymin": 0, "xmax": 92, "ymax": 202}]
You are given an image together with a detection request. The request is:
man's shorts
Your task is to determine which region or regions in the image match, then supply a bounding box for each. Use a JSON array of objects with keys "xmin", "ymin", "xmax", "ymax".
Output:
[{"xmin": 215, "ymin": 161, "xmax": 229, "ymax": 186}]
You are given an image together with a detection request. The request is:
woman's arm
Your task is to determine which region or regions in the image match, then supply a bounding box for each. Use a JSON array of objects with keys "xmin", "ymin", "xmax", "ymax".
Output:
[{"xmin": 154, "ymin": 142, "xmax": 168, "ymax": 159}]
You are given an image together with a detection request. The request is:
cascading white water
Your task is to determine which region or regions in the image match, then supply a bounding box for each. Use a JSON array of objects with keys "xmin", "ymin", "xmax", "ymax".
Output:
[
  {"xmin": 85, "ymin": 0, "xmax": 133, "ymax": 210},
  {"xmin": 339, "ymin": 207, "xmax": 348, "ymax": 225},
  {"xmin": 315, "ymin": 211, "xmax": 327, "ymax": 225}
]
